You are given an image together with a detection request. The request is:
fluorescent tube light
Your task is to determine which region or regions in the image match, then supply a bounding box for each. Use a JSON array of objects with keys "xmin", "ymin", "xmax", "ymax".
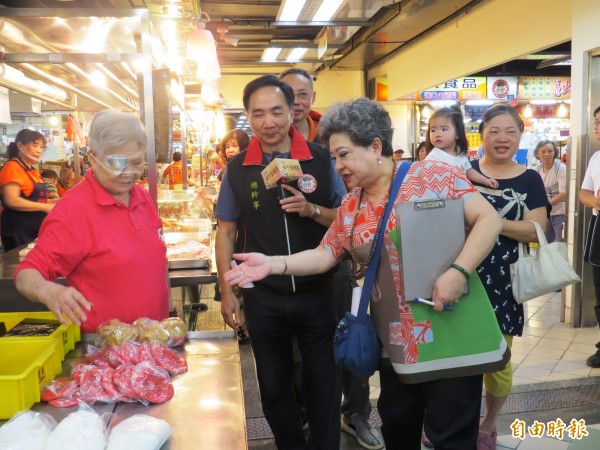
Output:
[
  {"xmin": 465, "ymin": 100, "xmax": 494, "ymax": 106},
  {"xmin": 530, "ymin": 100, "xmax": 557, "ymax": 105},
  {"xmin": 287, "ymin": 48, "xmax": 307, "ymax": 62},
  {"xmin": 262, "ymin": 47, "xmax": 282, "ymax": 62},
  {"xmin": 278, "ymin": 0, "xmax": 307, "ymax": 21},
  {"xmin": 313, "ymin": 0, "xmax": 345, "ymax": 21}
]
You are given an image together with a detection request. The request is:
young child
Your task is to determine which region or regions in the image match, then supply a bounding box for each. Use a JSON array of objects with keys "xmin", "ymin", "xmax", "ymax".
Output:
[
  {"xmin": 40, "ymin": 169, "xmax": 60, "ymax": 200},
  {"xmin": 425, "ymin": 107, "xmax": 498, "ymax": 189}
]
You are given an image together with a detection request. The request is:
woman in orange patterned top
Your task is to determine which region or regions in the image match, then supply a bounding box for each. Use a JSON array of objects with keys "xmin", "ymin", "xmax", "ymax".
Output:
[
  {"xmin": 0, "ymin": 129, "xmax": 56, "ymax": 250},
  {"xmin": 223, "ymin": 97, "xmax": 503, "ymax": 450}
]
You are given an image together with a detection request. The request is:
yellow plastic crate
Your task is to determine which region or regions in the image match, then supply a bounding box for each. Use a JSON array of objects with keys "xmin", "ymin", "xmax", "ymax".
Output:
[
  {"xmin": 0, "ymin": 312, "xmax": 77, "ymax": 360},
  {"xmin": 18, "ymin": 311, "xmax": 81, "ymax": 349},
  {"xmin": 0, "ymin": 339, "xmax": 62, "ymax": 419}
]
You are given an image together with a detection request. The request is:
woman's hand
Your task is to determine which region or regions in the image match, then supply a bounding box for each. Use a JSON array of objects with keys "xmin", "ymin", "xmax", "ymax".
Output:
[
  {"xmin": 431, "ymin": 268, "xmax": 468, "ymax": 311},
  {"xmin": 224, "ymin": 252, "xmax": 273, "ymax": 286},
  {"xmin": 41, "ymin": 283, "xmax": 92, "ymax": 327}
]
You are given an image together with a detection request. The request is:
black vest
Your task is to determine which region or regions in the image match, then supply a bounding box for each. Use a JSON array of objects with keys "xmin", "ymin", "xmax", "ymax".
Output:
[{"xmin": 227, "ymin": 142, "xmax": 335, "ymax": 294}]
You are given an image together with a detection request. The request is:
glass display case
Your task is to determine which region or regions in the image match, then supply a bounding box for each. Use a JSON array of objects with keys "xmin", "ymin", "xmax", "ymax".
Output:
[{"xmin": 157, "ymin": 188, "xmax": 213, "ymax": 269}]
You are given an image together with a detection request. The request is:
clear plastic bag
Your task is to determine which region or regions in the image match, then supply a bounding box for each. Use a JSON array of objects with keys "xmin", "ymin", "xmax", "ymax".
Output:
[
  {"xmin": 0, "ymin": 410, "xmax": 56, "ymax": 450},
  {"xmin": 45, "ymin": 401, "xmax": 107, "ymax": 450},
  {"xmin": 106, "ymin": 414, "xmax": 172, "ymax": 450}
]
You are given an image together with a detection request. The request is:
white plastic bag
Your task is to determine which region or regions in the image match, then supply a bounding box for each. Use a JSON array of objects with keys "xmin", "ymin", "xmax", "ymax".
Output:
[
  {"xmin": 0, "ymin": 410, "xmax": 56, "ymax": 450},
  {"xmin": 106, "ymin": 414, "xmax": 172, "ymax": 450},
  {"xmin": 45, "ymin": 402, "xmax": 106, "ymax": 450}
]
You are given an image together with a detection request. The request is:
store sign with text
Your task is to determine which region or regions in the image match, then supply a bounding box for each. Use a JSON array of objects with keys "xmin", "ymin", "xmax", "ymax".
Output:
[
  {"xmin": 398, "ymin": 77, "xmax": 487, "ymax": 101},
  {"xmin": 518, "ymin": 76, "xmax": 571, "ymax": 99},
  {"xmin": 487, "ymin": 77, "xmax": 518, "ymax": 100}
]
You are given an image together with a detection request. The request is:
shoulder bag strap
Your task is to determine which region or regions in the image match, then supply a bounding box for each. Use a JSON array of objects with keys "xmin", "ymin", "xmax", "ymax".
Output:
[{"xmin": 357, "ymin": 162, "xmax": 412, "ymax": 319}]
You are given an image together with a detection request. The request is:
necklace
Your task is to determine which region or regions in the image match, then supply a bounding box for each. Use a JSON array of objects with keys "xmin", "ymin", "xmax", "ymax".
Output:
[{"xmin": 348, "ymin": 163, "xmax": 397, "ymax": 268}]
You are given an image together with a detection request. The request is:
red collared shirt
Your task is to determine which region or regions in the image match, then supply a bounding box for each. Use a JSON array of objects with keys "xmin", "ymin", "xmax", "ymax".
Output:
[{"xmin": 15, "ymin": 168, "xmax": 169, "ymax": 332}]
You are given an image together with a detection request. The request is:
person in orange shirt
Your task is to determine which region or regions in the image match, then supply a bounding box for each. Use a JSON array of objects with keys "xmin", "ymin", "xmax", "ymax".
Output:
[
  {"xmin": 161, "ymin": 151, "xmax": 184, "ymax": 189},
  {"xmin": 0, "ymin": 129, "xmax": 55, "ymax": 250},
  {"xmin": 57, "ymin": 167, "xmax": 75, "ymax": 197}
]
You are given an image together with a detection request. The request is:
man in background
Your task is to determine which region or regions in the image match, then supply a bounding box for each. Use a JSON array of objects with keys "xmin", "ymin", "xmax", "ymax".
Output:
[
  {"xmin": 579, "ymin": 105, "xmax": 600, "ymax": 368},
  {"xmin": 280, "ymin": 68, "xmax": 385, "ymax": 450}
]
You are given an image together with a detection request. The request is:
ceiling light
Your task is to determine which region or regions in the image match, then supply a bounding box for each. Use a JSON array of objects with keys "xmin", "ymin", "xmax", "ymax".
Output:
[
  {"xmin": 313, "ymin": 0, "xmax": 345, "ymax": 21},
  {"xmin": 531, "ymin": 100, "xmax": 557, "ymax": 105},
  {"xmin": 201, "ymin": 80, "xmax": 220, "ymax": 104},
  {"xmin": 287, "ymin": 48, "xmax": 307, "ymax": 62},
  {"xmin": 466, "ymin": 100, "xmax": 494, "ymax": 106},
  {"xmin": 187, "ymin": 21, "xmax": 218, "ymax": 62},
  {"xmin": 557, "ymin": 102, "xmax": 568, "ymax": 118},
  {"xmin": 278, "ymin": 0, "xmax": 307, "ymax": 21},
  {"xmin": 90, "ymin": 70, "xmax": 106, "ymax": 87},
  {"xmin": 421, "ymin": 105, "xmax": 432, "ymax": 120},
  {"xmin": 262, "ymin": 47, "xmax": 282, "ymax": 62},
  {"xmin": 523, "ymin": 103, "xmax": 533, "ymax": 118},
  {"xmin": 198, "ymin": 58, "xmax": 221, "ymax": 81}
]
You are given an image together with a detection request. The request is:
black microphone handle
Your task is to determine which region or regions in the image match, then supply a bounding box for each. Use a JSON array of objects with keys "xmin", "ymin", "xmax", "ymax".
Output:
[{"xmin": 278, "ymin": 178, "xmax": 290, "ymax": 199}]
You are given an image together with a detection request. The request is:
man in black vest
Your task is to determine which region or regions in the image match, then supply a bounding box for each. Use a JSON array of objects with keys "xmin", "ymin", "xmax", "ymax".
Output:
[{"xmin": 215, "ymin": 74, "xmax": 345, "ymax": 450}]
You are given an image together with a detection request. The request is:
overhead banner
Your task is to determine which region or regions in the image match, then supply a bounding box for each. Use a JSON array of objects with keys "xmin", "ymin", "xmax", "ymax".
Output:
[
  {"xmin": 487, "ymin": 76, "xmax": 518, "ymax": 100},
  {"xmin": 398, "ymin": 77, "xmax": 487, "ymax": 101},
  {"xmin": 518, "ymin": 76, "xmax": 571, "ymax": 100}
]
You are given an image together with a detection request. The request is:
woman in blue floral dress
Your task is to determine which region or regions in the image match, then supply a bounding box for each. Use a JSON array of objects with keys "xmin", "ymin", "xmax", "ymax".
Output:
[{"xmin": 470, "ymin": 105, "xmax": 549, "ymax": 450}]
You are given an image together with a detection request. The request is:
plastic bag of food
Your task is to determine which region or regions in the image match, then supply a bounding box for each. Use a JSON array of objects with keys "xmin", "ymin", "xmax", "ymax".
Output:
[
  {"xmin": 130, "ymin": 361, "xmax": 174, "ymax": 404},
  {"xmin": 149, "ymin": 342, "xmax": 188, "ymax": 375},
  {"xmin": 41, "ymin": 377, "xmax": 80, "ymax": 408},
  {"xmin": 106, "ymin": 414, "xmax": 172, "ymax": 450},
  {"xmin": 0, "ymin": 410, "xmax": 56, "ymax": 450},
  {"xmin": 45, "ymin": 402, "xmax": 106, "ymax": 450},
  {"xmin": 96, "ymin": 319, "xmax": 138, "ymax": 347},
  {"xmin": 132, "ymin": 318, "xmax": 170, "ymax": 344},
  {"xmin": 160, "ymin": 317, "xmax": 187, "ymax": 347}
]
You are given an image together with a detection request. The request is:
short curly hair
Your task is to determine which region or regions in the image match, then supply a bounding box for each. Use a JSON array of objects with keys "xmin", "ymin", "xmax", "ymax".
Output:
[{"xmin": 317, "ymin": 97, "xmax": 394, "ymax": 157}]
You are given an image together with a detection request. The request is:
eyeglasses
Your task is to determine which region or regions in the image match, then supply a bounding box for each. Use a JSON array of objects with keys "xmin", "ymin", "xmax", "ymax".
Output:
[
  {"xmin": 89, "ymin": 151, "xmax": 145, "ymax": 176},
  {"xmin": 294, "ymin": 91, "xmax": 312, "ymax": 101},
  {"xmin": 594, "ymin": 120, "xmax": 600, "ymax": 127}
]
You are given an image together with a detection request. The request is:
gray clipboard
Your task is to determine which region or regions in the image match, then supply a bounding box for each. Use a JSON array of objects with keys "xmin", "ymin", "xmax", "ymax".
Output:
[{"xmin": 395, "ymin": 198, "xmax": 467, "ymax": 300}]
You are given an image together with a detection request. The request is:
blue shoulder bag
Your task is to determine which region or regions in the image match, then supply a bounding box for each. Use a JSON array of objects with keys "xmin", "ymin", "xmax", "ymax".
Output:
[{"xmin": 333, "ymin": 162, "xmax": 411, "ymax": 379}]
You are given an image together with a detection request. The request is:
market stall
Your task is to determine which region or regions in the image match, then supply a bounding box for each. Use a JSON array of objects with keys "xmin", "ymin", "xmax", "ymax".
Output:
[{"xmin": 0, "ymin": 331, "xmax": 247, "ymax": 449}]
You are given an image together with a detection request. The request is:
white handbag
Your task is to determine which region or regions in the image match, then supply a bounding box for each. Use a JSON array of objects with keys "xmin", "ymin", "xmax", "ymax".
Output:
[{"xmin": 510, "ymin": 220, "xmax": 580, "ymax": 304}]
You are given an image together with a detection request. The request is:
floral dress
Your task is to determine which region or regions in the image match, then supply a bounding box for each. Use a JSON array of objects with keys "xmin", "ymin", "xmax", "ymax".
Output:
[{"xmin": 471, "ymin": 161, "xmax": 549, "ymax": 336}]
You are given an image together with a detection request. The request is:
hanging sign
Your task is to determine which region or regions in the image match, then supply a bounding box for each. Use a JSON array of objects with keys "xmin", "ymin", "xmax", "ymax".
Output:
[
  {"xmin": 487, "ymin": 77, "xmax": 518, "ymax": 100},
  {"xmin": 518, "ymin": 76, "xmax": 571, "ymax": 99},
  {"xmin": 398, "ymin": 77, "xmax": 487, "ymax": 101}
]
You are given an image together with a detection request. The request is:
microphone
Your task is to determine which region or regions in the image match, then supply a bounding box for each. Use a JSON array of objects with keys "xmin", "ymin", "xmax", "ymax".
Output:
[{"xmin": 261, "ymin": 152, "xmax": 303, "ymax": 200}]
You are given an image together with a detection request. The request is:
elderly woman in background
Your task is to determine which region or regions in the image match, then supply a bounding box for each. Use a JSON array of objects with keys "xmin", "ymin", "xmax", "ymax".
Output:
[
  {"xmin": 0, "ymin": 129, "xmax": 55, "ymax": 250},
  {"xmin": 533, "ymin": 140, "xmax": 567, "ymax": 243},
  {"xmin": 416, "ymin": 141, "xmax": 427, "ymax": 161},
  {"xmin": 216, "ymin": 129, "xmax": 250, "ymax": 179},
  {"xmin": 15, "ymin": 110, "xmax": 169, "ymax": 332},
  {"xmin": 469, "ymin": 105, "xmax": 549, "ymax": 450},
  {"xmin": 57, "ymin": 167, "xmax": 75, "ymax": 197},
  {"xmin": 224, "ymin": 97, "xmax": 503, "ymax": 450}
]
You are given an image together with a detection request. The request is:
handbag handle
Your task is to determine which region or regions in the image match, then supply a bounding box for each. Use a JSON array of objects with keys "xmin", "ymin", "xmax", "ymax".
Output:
[
  {"xmin": 357, "ymin": 162, "xmax": 412, "ymax": 320},
  {"xmin": 517, "ymin": 220, "xmax": 548, "ymax": 258}
]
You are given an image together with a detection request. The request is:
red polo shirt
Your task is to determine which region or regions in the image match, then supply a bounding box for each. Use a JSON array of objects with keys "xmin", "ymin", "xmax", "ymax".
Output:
[{"xmin": 15, "ymin": 169, "xmax": 169, "ymax": 332}]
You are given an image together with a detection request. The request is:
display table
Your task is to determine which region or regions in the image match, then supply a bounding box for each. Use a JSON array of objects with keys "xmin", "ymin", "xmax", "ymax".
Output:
[{"xmin": 0, "ymin": 331, "xmax": 247, "ymax": 450}]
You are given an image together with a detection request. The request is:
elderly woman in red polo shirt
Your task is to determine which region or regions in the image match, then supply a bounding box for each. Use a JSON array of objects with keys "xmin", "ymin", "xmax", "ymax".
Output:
[{"xmin": 14, "ymin": 110, "xmax": 169, "ymax": 332}]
